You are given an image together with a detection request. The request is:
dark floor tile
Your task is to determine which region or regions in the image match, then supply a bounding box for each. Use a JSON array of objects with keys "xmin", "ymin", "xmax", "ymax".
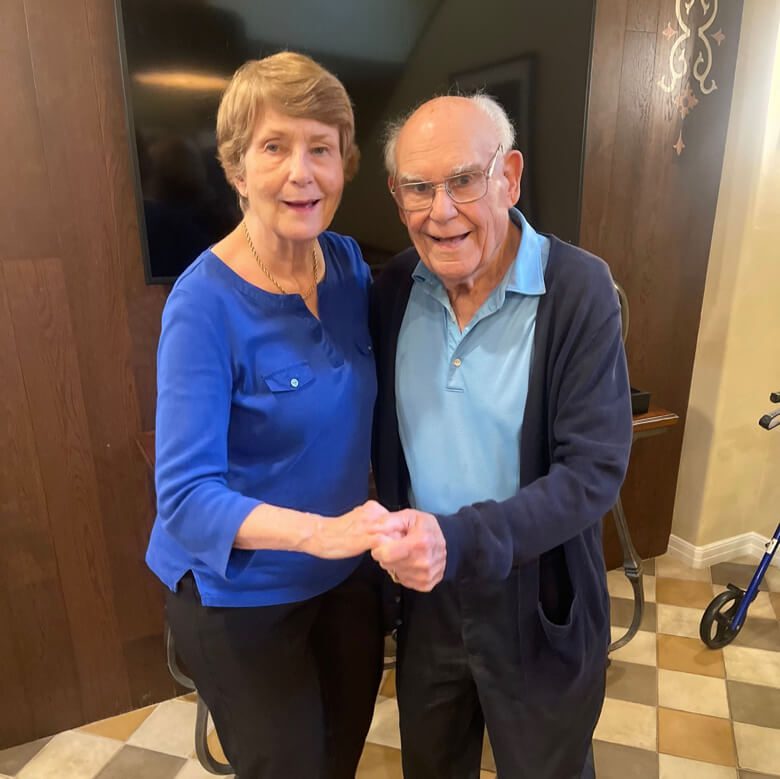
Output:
[
  {"xmin": 0, "ymin": 736, "xmax": 53, "ymax": 775},
  {"xmin": 593, "ymin": 740, "xmax": 658, "ymax": 779},
  {"xmin": 610, "ymin": 597, "xmax": 657, "ymax": 632},
  {"xmin": 769, "ymin": 592, "xmax": 780, "ymax": 620},
  {"xmin": 606, "ymin": 660, "xmax": 658, "ymax": 706},
  {"xmin": 734, "ymin": 618, "xmax": 780, "ymax": 652},
  {"xmin": 711, "ymin": 563, "xmax": 769, "ymax": 592},
  {"xmin": 95, "ymin": 744, "xmax": 186, "ymax": 779},
  {"xmin": 728, "ymin": 680, "xmax": 780, "ymax": 729}
]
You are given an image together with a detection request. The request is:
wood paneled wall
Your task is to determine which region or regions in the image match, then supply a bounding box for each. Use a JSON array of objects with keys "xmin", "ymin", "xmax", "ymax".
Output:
[
  {"xmin": 0, "ymin": 0, "xmax": 171, "ymax": 748},
  {"xmin": 0, "ymin": 0, "xmax": 743, "ymax": 748},
  {"xmin": 580, "ymin": 0, "xmax": 743, "ymax": 566}
]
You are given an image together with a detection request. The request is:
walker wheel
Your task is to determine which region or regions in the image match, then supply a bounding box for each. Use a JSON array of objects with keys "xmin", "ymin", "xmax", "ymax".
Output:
[{"xmin": 700, "ymin": 588, "xmax": 744, "ymax": 649}]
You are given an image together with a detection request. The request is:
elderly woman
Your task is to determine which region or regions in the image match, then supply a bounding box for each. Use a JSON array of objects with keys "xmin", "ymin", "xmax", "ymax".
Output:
[{"xmin": 146, "ymin": 52, "xmax": 399, "ymax": 778}]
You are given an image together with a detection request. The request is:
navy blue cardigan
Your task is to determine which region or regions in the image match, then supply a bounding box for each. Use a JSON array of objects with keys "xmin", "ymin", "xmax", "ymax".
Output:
[{"xmin": 370, "ymin": 236, "xmax": 633, "ymax": 773}]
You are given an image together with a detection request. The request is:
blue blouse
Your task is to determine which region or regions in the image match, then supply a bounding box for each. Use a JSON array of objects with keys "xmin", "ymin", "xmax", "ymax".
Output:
[{"xmin": 146, "ymin": 232, "xmax": 377, "ymax": 607}]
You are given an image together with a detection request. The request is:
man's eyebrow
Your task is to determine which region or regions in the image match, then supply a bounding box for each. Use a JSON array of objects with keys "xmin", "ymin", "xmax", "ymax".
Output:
[{"xmin": 397, "ymin": 161, "xmax": 480, "ymax": 185}]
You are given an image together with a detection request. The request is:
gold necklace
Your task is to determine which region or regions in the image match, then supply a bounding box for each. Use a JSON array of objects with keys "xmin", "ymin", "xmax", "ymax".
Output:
[{"xmin": 242, "ymin": 221, "xmax": 319, "ymax": 300}]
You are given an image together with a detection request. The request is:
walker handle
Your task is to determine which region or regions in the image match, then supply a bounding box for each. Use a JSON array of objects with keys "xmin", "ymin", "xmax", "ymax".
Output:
[
  {"xmin": 759, "ymin": 409, "xmax": 780, "ymax": 430},
  {"xmin": 770, "ymin": 391, "xmax": 780, "ymax": 403}
]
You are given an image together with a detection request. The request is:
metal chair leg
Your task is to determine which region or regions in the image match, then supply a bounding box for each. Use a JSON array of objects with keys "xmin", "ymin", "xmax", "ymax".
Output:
[
  {"xmin": 165, "ymin": 622, "xmax": 233, "ymax": 774},
  {"xmin": 608, "ymin": 496, "xmax": 645, "ymax": 653},
  {"xmin": 195, "ymin": 696, "xmax": 233, "ymax": 775}
]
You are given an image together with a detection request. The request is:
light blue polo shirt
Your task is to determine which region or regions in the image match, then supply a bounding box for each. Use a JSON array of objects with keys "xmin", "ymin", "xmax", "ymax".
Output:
[{"xmin": 396, "ymin": 209, "xmax": 549, "ymax": 516}]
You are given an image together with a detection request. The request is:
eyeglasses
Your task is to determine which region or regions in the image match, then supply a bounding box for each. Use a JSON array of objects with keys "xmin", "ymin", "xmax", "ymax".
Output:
[{"xmin": 391, "ymin": 145, "xmax": 503, "ymax": 212}]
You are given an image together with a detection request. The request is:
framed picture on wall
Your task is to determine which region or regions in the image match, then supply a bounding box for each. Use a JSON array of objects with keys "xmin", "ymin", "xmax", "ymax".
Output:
[{"xmin": 450, "ymin": 55, "xmax": 535, "ymax": 222}]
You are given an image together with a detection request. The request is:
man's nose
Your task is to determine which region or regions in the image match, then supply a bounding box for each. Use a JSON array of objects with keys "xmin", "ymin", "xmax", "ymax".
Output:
[{"xmin": 429, "ymin": 183, "xmax": 458, "ymax": 221}]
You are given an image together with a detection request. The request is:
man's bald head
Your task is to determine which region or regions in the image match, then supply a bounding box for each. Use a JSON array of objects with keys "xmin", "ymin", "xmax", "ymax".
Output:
[{"xmin": 384, "ymin": 94, "xmax": 515, "ymax": 178}]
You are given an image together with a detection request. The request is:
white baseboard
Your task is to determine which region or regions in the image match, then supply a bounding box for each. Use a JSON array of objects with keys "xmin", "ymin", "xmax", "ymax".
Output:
[{"xmin": 667, "ymin": 532, "xmax": 780, "ymax": 569}]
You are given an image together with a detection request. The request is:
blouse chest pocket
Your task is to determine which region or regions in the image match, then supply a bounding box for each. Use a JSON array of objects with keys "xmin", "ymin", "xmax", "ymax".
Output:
[
  {"xmin": 355, "ymin": 338, "xmax": 373, "ymax": 357},
  {"xmin": 262, "ymin": 361, "xmax": 315, "ymax": 393}
]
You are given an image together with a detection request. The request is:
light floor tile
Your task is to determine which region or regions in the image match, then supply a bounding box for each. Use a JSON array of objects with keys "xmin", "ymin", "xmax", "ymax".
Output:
[
  {"xmin": 762, "ymin": 564, "xmax": 780, "ymax": 592},
  {"xmin": 609, "ymin": 628, "xmax": 657, "ymax": 666},
  {"xmin": 657, "ymin": 634, "xmax": 725, "ymax": 678},
  {"xmin": 656, "ymin": 578, "xmax": 717, "ymax": 609},
  {"xmin": 658, "ymin": 708, "xmax": 736, "ymax": 766},
  {"xmin": 723, "ymin": 645, "xmax": 780, "ymax": 688},
  {"xmin": 379, "ymin": 670, "xmax": 396, "ymax": 699},
  {"xmin": 366, "ymin": 697, "xmax": 401, "ymax": 750},
  {"xmin": 658, "ymin": 753, "xmax": 737, "ymax": 778},
  {"xmin": 127, "ymin": 699, "xmax": 198, "ymax": 758},
  {"xmin": 79, "ymin": 704, "xmax": 156, "ymax": 742},
  {"xmin": 608, "ymin": 571, "xmax": 656, "ymax": 602},
  {"xmin": 770, "ymin": 592, "xmax": 780, "ymax": 620},
  {"xmin": 593, "ymin": 698, "xmax": 657, "ymax": 751},
  {"xmin": 733, "ymin": 722, "xmax": 780, "ymax": 775},
  {"xmin": 657, "ymin": 669, "xmax": 730, "ymax": 718},
  {"xmin": 356, "ymin": 743, "xmax": 402, "ymax": 778},
  {"xmin": 592, "ymin": 740, "xmax": 658, "ymax": 778},
  {"xmin": 656, "ymin": 603, "xmax": 704, "ymax": 640},
  {"xmin": 655, "ymin": 554, "xmax": 712, "ymax": 582},
  {"xmin": 17, "ymin": 731, "xmax": 122, "ymax": 779}
]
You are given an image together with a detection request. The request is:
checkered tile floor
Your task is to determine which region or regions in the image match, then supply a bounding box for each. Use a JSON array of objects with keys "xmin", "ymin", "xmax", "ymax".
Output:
[{"xmin": 1, "ymin": 554, "xmax": 778, "ymax": 778}]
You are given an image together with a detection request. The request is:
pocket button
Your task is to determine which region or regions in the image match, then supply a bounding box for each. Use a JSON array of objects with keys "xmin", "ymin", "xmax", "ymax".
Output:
[{"xmin": 290, "ymin": 378, "xmax": 299, "ymax": 388}]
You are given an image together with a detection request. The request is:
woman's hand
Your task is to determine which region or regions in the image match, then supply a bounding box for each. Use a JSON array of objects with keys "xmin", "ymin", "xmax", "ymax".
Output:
[{"xmin": 306, "ymin": 500, "xmax": 408, "ymax": 559}]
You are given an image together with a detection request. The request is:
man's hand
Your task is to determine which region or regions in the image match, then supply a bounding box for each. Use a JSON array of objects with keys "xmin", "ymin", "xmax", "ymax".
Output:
[
  {"xmin": 308, "ymin": 500, "xmax": 406, "ymax": 559},
  {"xmin": 371, "ymin": 509, "xmax": 446, "ymax": 592}
]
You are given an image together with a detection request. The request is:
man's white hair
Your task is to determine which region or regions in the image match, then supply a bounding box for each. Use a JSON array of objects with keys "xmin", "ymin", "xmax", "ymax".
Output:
[{"xmin": 383, "ymin": 93, "xmax": 516, "ymax": 179}]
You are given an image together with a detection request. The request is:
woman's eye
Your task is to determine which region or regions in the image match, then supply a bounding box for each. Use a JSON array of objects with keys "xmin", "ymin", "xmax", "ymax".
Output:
[
  {"xmin": 311, "ymin": 146, "xmax": 330, "ymax": 156},
  {"xmin": 264, "ymin": 142, "xmax": 280, "ymax": 153}
]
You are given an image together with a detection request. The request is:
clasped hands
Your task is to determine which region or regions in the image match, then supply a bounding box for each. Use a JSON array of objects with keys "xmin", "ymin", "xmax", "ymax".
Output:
[{"xmin": 323, "ymin": 500, "xmax": 446, "ymax": 592}]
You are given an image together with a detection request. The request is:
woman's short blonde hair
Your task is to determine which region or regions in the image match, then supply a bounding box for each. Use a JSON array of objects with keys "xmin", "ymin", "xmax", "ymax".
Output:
[{"xmin": 216, "ymin": 51, "xmax": 359, "ymax": 212}]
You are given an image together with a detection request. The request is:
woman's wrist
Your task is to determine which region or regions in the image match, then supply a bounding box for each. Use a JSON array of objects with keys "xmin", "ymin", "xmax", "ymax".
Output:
[{"xmin": 234, "ymin": 504, "xmax": 323, "ymax": 553}]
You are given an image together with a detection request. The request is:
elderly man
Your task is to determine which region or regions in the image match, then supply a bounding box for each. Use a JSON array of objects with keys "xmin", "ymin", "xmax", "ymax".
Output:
[{"xmin": 370, "ymin": 95, "xmax": 633, "ymax": 779}]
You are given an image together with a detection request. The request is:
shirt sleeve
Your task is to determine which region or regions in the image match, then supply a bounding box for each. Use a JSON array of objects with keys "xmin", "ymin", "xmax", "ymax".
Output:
[
  {"xmin": 437, "ymin": 270, "xmax": 633, "ymax": 581},
  {"xmin": 154, "ymin": 288, "xmax": 260, "ymax": 579}
]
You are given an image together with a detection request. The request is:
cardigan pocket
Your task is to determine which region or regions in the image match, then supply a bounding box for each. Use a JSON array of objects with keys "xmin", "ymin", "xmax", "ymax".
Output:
[{"xmin": 262, "ymin": 361, "xmax": 315, "ymax": 393}]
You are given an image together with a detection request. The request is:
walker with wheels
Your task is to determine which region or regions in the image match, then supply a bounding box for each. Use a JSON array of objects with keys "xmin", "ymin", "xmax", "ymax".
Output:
[{"xmin": 699, "ymin": 391, "xmax": 780, "ymax": 649}]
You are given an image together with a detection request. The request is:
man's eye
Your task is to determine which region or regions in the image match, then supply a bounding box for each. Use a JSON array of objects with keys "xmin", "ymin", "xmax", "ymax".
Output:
[
  {"xmin": 410, "ymin": 182, "xmax": 433, "ymax": 195},
  {"xmin": 450, "ymin": 173, "xmax": 476, "ymax": 189}
]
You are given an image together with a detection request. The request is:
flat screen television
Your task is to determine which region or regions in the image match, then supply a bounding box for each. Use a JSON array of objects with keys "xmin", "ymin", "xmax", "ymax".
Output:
[{"xmin": 115, "ymin": 0, "xmax": 596, "ymax": 284}]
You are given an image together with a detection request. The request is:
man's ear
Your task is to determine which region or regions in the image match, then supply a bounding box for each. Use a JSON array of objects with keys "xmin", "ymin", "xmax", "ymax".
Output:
[
  {"xmin": 388, "ymin": 175, "xmax": 408, "ymax": 227},
  {"xmin": 502, "ymin": 150, "xmax": 523, "ymax": 206}
]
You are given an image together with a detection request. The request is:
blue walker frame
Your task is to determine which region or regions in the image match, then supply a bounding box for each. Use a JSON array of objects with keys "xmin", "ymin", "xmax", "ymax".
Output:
[{"xmin": 700, "ymin": 392, "xmax": 780, "ymax": 649}]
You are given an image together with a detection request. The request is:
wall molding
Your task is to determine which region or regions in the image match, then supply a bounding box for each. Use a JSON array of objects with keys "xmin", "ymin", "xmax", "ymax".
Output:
[{"xmin": 668, "ymin": 532, "xmax": 780, "ymax": 569}]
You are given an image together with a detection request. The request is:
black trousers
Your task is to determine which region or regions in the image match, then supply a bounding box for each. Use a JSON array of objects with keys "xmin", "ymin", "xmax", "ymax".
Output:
[
  {"xmin": 165, "ymin": 555, "xmax": 383, "ymax": 779},
  {"xmin": 396, "ymin": 573, "xmax": 598, "ymax": 779}
]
